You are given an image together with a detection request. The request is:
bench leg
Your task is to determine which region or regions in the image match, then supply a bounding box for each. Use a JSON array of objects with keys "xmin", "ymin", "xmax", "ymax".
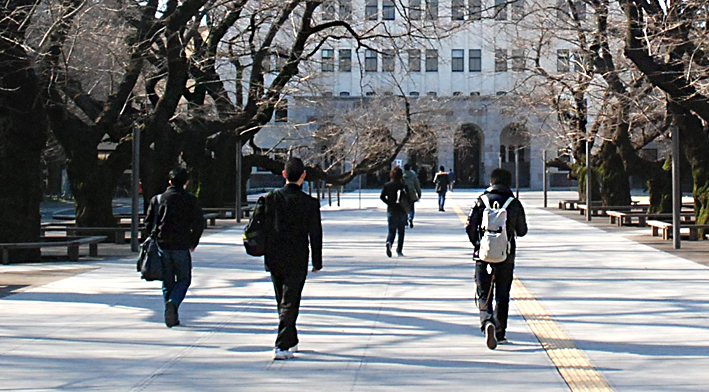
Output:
[
  {"xmin": 210, "ymin": 217, "xmax": 216, "ymax": 226},
  {"xmin": 114, "ymin": 232, "xmax": 123, "ymax": 244},
  {"xmin": 68, "ymin": 245, "xmax": 79, "ymax": 261},
  {"xmin": 651, "ymin": 227, "xmax": 659, "ymax": 237},
  {"xmin": 663, "ymin": 228, "xmax": 670, "ymax": 240},
  {"xmin": 2, "ymin": 248, "xmax": 8, "ymax": 265},
  {"xmin": 90, "ymin": 243, "xmax": 99, "ymax": 257}
]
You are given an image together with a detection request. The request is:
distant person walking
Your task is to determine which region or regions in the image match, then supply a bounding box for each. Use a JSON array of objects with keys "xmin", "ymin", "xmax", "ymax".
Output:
[
  {"xmin": 433, "ymin": 166, "xmax": 450, "ymax": 212},
  {"xmin": 403, "ymin": 163, "xmax": 422, "ymax": 228},
  {"xmin": 145, "ymin": 168, "xmax": 205, "ymax": 328},
  {"xmin": 380, "ymin": 166, "xmax": 408, "ymax": 257},
  {"xmin": 448, "ymin": 168, "xmax": 456, "ymax": 191},
  {"xmin": 465, "ymin": 168, "xmax": 527, "ymax": 349},
  {"xmin": 265, "ymin": 158, "xmax": 323, "ymax": 360}
]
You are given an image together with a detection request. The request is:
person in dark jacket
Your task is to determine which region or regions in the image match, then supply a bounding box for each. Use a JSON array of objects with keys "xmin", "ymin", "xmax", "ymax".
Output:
[
  {"xmin": 465, "ymin": 168, "xmax": 527, "ymax": 349},
  {"xmin": 266, "ymin": 157, "xmax": 323, "ymax": 360},
  {"xmin": 380, "ymin": 166, "xmax": 408, "ymax": 257},
  {"xmin": 433, "ymin": 166, "xmax": 450, "ymax": 211},
  {"xmin": 145, "ymin": 168, "xmax": 204, "ymax": 328}
]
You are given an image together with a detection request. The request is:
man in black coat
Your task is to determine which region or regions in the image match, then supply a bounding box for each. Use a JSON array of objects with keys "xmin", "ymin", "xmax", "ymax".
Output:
[
  {"xmin": 465, "ymin": 168, "xmax": 527, "ymax": 349},
  {"xmin": 145, "ymin": 168, "xmax": 204, "ymax": 328},
  {"xmin": 265, "ymin": 157, "xmax": 323, "ymax": 360}
]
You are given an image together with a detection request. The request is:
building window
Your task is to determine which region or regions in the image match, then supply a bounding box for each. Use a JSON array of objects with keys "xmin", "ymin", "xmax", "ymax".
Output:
[
  {"xmin": 322, "ymin": 49, "xmax": 335, "ymax": 72},
  {"xmin": 451, "ymin": 49, "xmax": 464, "ymax": 72},
  {"xmin": 453, "ymin": 91, "xmax": 462, "ymax": 96},
  {"xmin": 365, "ymin": 49, "xmax": 378, "ymax": 72},
  {"xmin": 425, "ymin": 0, "xmax": 438, "ymax": 19},
  {"xmin": 322, "ymin": 92, "xmax": 333, "ymax": 96},
  {"xmin": 470, "ymin": 91, "xmax": 480, "ymax": 96},
  {"xmin": 495, "ymin": 48, "xmax": 507, "ymax": 72},
  {"xmin": 511, "ymin": 49, "xmax": 524, "ymax": 71},
  {"xmin": 382, "ymin": 49, "xmax": 395, "ymax": 72},
  {"xmin": 469, "ymin": 0, "xmax": 481, "ymax": 20},
  {"xmin": 366, "ymin": 91, "xmax": 377, "ymax": 96},
  {"xmin": 339, "ymin": 49, "xmax": 352, "ymax": 72},
  {"xmin": 571, "ymin": 50, "xmax": 583, "ymax": 72},
  {"xmin": 494, "ymin": 0, "xmax": 507, "ymax": 20},
  {"xmin": 425, "ymin": 49, "xmax": 438, "ymax": 72},
  {"xmin": 427, "ymin": 91, "xmax": 437, "ymax": 97},
  {"xmin": 339, "ymin": 91, "xmax": 351, "ymax": 96},
  {"xmin": 557, "ymin": 49, "xmax": 570, "ymax": 72},
  {"xmin": 262, "ymin": 54, "xmax": 272, "ymax": 73},
  {"xmin": 340, "ymin": 0, "xmax": 353, "ymax": 20},
  {"xmin": 500, "ymin": 145, "xmax": 506, "ymax": 162},
  {"xmin": 558, "ymin": 0, "xmax": 586, "ymax": 21},
  {"xmin": 511, "ymin": 0, "xmax": 524, "ymax": 20},
  {"xmin": 322, "ymin": 0, "xmax": 336, "ymax": 20},
  {"xmin": 469, "ymin": 49, "xmax": 481, "ymax": 72},
  {"xmin": 275, "ymin": 100, "xmax": 288, "ymax": 122},
  {"xmin": 408, "ymin": 49, "xmax": 421, "ymax": 72},
  {"xmin": 497, "ymin": 91, "xmax": 507, "ymax": 96},
  {"xmin": 382, "ymin": 0, "xmax": 395, "ymax": 20},
  {"xmin": 409, "ymin": 0, "xmax": 422, "ymax": 20},
  {"xmin": 365, "ymin": 0, "xmax": 378, "ymax": 20},
  {"xmin": 452, "ymin": 0, "xmax": 465, "ymax": 20},
  {"xmin": 410, "ymin": 91, "xmax": 420, "ymax": 97}
]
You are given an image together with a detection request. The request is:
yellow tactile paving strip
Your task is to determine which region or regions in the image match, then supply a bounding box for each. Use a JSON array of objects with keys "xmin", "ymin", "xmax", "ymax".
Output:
[{"xmin": 452, "ymin": 203, "xmax": 613, "ymax": 392}]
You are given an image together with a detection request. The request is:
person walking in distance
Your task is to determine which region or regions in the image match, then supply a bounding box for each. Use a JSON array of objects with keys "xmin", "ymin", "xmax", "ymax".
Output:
[
  {"xmin": 448, "ymin": 168, "xmax": 456, "ymax": 191},
  {"xmin": 145, "ymin": 168, "xmax": 204, "ymax": 328},
  {"xmin": 465, "ymin": 168, "xmax": 527, "ymax": 349},
  {"xmin": 402, "ymin": 163, "xmax": 422, "ymax": 228},
  {"xmin": 266, "ymin": 157, "xmax": 323, "ymax": 360},
  {"xmin": 380, "ymin": 166, "xmax": 408, "ymax": 257},
  {"xmin": 433, "ymin": 166, "xmax": 450, "ymax": 212}
]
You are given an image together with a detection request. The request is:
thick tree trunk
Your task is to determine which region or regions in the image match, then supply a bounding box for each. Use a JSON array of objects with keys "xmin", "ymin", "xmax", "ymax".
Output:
[
  {"xmin": 0, "ymin": 5, "xmax": 47, "ymax": 260},
  {"xmin": 599, "ymin": 141, "xmax": 632, "ymax": 206}
]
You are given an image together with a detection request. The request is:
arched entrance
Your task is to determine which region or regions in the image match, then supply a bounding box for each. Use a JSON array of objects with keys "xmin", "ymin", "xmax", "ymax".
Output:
[
  {"xmin": 499, "ymin": 123, "xmax": 530, "ymax": 188},
  {"xmin": 454, "ymin": 123, "xmax": 484, "ymax": 187}
]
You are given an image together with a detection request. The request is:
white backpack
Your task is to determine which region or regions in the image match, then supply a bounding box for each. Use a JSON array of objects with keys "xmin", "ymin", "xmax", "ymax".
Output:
[{"xmin": 478, "ymin": 195, "xmax": 515, "ymax": 263}]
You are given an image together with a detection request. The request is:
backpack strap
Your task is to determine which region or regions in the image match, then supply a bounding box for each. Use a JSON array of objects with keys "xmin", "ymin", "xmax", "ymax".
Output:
[
  {"xmin": 501, "ymin": 196, "xmax": 514, "ymax": 210},
  {"xmin": 480, "ymin": 194, "xmax": 491, "ymax": 209}
]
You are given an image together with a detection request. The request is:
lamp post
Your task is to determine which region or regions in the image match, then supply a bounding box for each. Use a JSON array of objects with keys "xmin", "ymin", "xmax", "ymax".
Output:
[
  {"xmin": 130, "ymin": 127, "xmax": 141, "ymax": 252},
  {"xmin": 236, "ymin": 139, "xmax": 242, "ymax": 223},
  {"xmin": 542, "ymin": 150, "xmax": 548, "ymax": 208},
  {"xmin": 586, "ymin": 136, "xmax": 592, "ymax": 222},
  {"xmin": 671, "ymin": 128, "xmax": 681, "ymax": 249}
]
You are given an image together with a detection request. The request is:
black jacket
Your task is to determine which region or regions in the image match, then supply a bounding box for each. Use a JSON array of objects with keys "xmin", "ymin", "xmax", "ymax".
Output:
[
  {"xmin": 265, "ymin": 184, "xmax": 323, "ymax": 272},
  {"xmin": 380, "ymin": 180, "xmax": 406, "ymax": 214},
  {"xmin": 465, "ymin": 184, "xmax": 528, "ymax": 262},
  {"xmin": 145, "ymin": 186, "xmax": 204, "ymax": 250}
]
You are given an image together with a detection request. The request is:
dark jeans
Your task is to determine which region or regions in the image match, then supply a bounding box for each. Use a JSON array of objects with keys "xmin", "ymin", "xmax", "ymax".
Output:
[
  {"xmin": 438, "ymin": 191, "xmax": 447, "ymax": 210},
  {"xmin": 162, "ymin": 249, "xmax": 192, "ymax": 307},
  {"xmin": 270, "ymin": 266, "xmax": 307, "ymax": 350},
  {"xmin": 408, "ymin": 204, "xmax": 415, "ymax": 221},
  {"xmin": 475, "ymin": 260, "xmax": 514, "ymax": 340},
  {"xmin": 387, "ymin": 211, "xmax": 407, "ymax": 253}
]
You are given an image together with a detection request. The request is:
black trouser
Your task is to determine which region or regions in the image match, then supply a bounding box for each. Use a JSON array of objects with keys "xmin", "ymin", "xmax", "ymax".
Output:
[
  {"xmin": 475, "ymin": 260, "xmax": 514, "ymax": 340},
  {"xmin": 387, "ymin": 211, "xmax": 407, "ymax": 253},
  {"xmin": 270, "ymin": 266, "xmax": 307, "ymax": 350}
]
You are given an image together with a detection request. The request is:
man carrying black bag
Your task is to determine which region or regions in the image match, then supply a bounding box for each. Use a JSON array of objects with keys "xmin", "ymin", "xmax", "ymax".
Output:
[
  {"xmin": 145, "ymin": 168, "xmax": 204, "ymax": 328},
  {"xmin": 265, "ymin": 157, "xmax": 323, "ymax": 360}
]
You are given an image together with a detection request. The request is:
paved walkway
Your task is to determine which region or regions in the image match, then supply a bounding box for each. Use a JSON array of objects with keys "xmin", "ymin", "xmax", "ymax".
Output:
[{"xmin": 1, "ymin": 190, "xmax": 708, "ymax": 391}]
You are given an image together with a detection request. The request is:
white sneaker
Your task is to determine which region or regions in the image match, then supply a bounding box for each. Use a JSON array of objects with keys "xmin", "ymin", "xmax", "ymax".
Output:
[
  {"xmin": 485, "ymin": 323, "xmax": 497, "ymax": 350},
  {"xmin": 273, "ymin": 347, "xmax": 294, "ymax": 360},
  {"xmin": 497, "ymin": 338, "xmax": 509, "ymax": 345},
  {"xmin": 288, "ymin": 344, "xmax": 298, "ymax": 353}
]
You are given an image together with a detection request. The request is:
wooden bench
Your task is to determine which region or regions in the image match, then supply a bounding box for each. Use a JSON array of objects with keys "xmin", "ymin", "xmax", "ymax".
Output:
[
  {"xmin": 0, "ymin": 236, "xmax": 107, "ymax": 264},
  {"xmin": 607, "ymin": 211, "xmax": 694, "ymax": 227},
  {"xmin": 203, "ymin": 213, "xmax": 219, "ymax": 226},
  {"xmin": 41, "ymin": 226, "xmax": 143, "ymax": 244},
  {"xmin": 647, "ymin": 220, "xmax": 709, "ymax": 240},
  {"xmin": 579, "ymin": 204, "xmax": 646, "ymax": 217}
]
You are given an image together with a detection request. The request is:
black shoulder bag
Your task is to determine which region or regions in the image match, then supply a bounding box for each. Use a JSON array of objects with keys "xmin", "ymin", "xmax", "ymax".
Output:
[{"xmin": 137, "ymin": 195, "xmax": 164, "ymax": 281}]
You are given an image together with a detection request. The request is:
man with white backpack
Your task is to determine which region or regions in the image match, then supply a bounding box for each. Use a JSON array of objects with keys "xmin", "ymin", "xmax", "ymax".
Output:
[{"xmin": 465, "ymin": 168, "xmax": 527, "ymax": 350}]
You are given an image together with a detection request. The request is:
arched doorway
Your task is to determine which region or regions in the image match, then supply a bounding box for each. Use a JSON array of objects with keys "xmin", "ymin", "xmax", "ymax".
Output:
[
  {"xmin": 454, "ymin": 123, "xmax": 484, "ymax": 187},
  {"xmin": 499, "ymin": 123, "xmax": 530, "ymax": 187}
]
